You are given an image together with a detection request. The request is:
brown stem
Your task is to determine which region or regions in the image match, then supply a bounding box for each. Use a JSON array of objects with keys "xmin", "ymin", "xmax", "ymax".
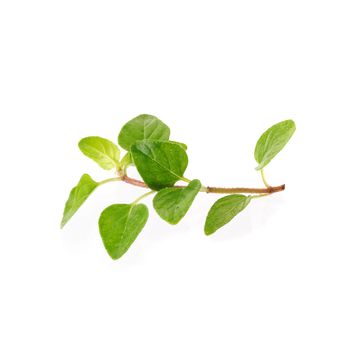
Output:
[
  {"xmin": 206, "ymin": 184, "xmax": 285, "ymax": 194},
  {"xmin": 121, "ymin": 175, "xmax": 285, "ymax": 194},
  {"xmin": 122, "ymin": 175, "xmax": 148, "ymax": 188}
]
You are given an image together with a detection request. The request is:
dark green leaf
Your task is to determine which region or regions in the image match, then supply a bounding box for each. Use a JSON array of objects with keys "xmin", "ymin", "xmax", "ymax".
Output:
[
  {"xmin": 204, "ymin": 194, "xmax": 251, "ymax": 235},
  {"xmin": 61, "ymin": 174, "xmax": 99, "ymax": 228},
  {"xmin": 131, "ymin": 140, "xmax": 188, "ymax": 190},
  {"xmin": 98, "ymin": 204, "xmax": 148, "ymax": 260},
  {"xmin": 118, "ymin": 114, "xmax": 170, "ymax": 151},
  {"xmin": 255, "ymin": 120, "xmax": 296, "ymax": 170},
  {"xmin": 153, "ymin": 180, "xmax": 201, "ymax": 224},
  {"xmin": 79, "ymin": 136, "xmax": 120, "ymax": 170}
]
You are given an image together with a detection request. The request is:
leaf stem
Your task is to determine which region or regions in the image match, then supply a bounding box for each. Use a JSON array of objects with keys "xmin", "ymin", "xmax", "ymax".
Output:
[
  {"xmin": 260, "ymin": 169, "xmax": 270, "ymax": 188},
  {"xmin": 180, "ymin": 176, "xmax": 191, "ymax": 183},
  {"xmin": 251, "ymin": 193, "xmax": 271, "ymax": 199},
  {"xmin": 132, "ymin": 190, "xmax": 155, "ymax": 205},
  {"xmin": 122, "ymin": 175, "xmax": 148, "ymax": 188},
  {"xmin": 98, "ymin": 177, "xmax": 122, "ymax": 185}
]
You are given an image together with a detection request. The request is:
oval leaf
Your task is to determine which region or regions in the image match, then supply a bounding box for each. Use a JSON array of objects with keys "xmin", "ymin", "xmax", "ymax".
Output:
[
  {"xmin": 153, "ymin": 179, "xmax": 202, "ymax": 224},
  {"xmin": 61, "ymin": 174, "xmax": 99, "ymax": 228},
  {"xmin": 131, "ymin": 140, "xmax": 188, "ymax": 190},
  {"xmin": 98, "ymin": 204, "xmax": 149, "ymax": 260},
  {"xmin": 79, "ymin": 136, "xmax": 120, "ymax": 170},
  {"xmin": 118, "ymin": 114, "xmax": 170, "ymax": 151},
  {"xmin": 204, "ymin": 194, "xmax": 251, "ymax": 235},
  {"xmin": 254, "ymin": 120, "xmax": 296, "ymax": 170}
]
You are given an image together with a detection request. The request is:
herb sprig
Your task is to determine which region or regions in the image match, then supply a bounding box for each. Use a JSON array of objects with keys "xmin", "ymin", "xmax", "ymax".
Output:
[{"xmin": 61, "ymin": 115, "xmax": 296, "ymax": 260}]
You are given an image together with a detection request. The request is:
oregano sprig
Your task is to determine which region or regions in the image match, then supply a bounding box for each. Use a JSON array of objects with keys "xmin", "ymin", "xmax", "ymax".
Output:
[{"xmin": 61, "ymin": 114, "xmax": 296, "ymax": 260}]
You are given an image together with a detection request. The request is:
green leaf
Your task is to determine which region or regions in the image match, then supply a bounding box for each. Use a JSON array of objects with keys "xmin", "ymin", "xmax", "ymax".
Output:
[
  {"xmin": 204, "ymin": 194, "xmax": 251, "ymax": 235},
  {"xmin": 153, "ymin": 180, "xmax": 202, "ymax": 224},
  {"xmin": 254, "ymin": 120, "xmax": 296, "ymax": 170},
  {"xmin": 98, "ymin": 204, "xmax": 149, "ymax": 260},
  {"xmin": 131, "ymin": 140, "xmax": 188, "ymax": 190},
  {"xmin": 61, "ymin": 174, "xmax": 99, "ymax": 228},
  {"xmin": 79, "ymin": 136, "xmax": 120, "ymax": 170},
  {"xmin": 120, "ymin": 152, "xmax": 133, "ymax": 168},
  {"xmin": 170, "ymin": 141, "xmax": 187, "ymax": 150},
  {"xmin": 118, "ymin": 114, "xmax": 170, "ymax": 151}
]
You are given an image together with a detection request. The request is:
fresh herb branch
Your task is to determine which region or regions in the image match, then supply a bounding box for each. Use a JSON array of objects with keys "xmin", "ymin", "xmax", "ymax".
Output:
[{"xmin": 61, "ymin": 115, "xmax": 296, "ymax": 260}]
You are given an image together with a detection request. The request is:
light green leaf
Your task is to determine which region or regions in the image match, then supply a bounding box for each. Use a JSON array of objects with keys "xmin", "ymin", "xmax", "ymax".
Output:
[
  {"xmin": 131, "ymin": 140, "xmax": 188, "ymax": 190},
  {"xmin": 79, "ymin": 136, "xmax": 120, "ymax": 170},
  {"xmin": 204, "ymin": 194, "xmax": 251, "ymax": 235},
  {"xmin": 98, "ymin": 204, "xmax": 149, "ymax": 260},
  {"xmin": 61, "ymin": 174, "xmax": 99, "ymax": 228},
  {"xmin": 170, "ymin": 141, "xmax": 187, "ymax": 150},
  {"xmin": 153, "ymin": 180, "xmax": 201, "ymax": 224},
  {"xmin": 118, "ymin": 114, "xmax": 170, "ymax": 151},
  {"xmin": 254, "ymin": 120, "xmax": 296, "ymax": 170},
  {"xmin": 120, "ymin": 152, "xmax": 133, "ymax": 168}
]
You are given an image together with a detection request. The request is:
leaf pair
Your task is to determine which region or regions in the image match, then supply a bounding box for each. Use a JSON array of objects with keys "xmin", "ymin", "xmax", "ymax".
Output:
[
  {"xmin": 61, "ymin": 175, "xmax": 150, "ymax": 260},
  {"xmin": 78, "ymin": 115, "xmax": 188, "ymax": 185},
  {"xmin": 78, "ymin": 114, "xmax": 176, "ymax": 171},
  {"xmin": 203, "ymin": 120, "xmax": 296, "ymax": 234},
  {"xmin": 98, "ymin": 180, "xmax": 202, "ymax": 259},
  {"xmin": 129, "ymin": 136, "xmax": 200, "ymax": 223}
]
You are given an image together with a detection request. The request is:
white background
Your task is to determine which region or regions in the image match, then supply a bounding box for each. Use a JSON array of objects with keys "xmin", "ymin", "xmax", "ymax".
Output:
[{"xmin": 1, "ymin": 1, "xmax": 349, "ymax": 349}]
